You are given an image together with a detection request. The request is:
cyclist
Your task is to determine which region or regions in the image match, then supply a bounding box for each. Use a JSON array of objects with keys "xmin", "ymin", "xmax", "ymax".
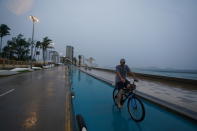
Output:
[{"xmin": 115, "ymin": 58, "xmax": 138, "ymax": 108}]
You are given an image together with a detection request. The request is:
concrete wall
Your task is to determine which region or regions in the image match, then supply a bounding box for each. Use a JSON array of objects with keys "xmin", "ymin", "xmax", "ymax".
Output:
[
  {"xmin": 0, "ymin": 58, "xmax": 51, "ymax": 69},
  {"xmin": 0, "ymin": 64, "xmax": 29, "ymax": 69},
  {"xmin": 88, "ymin": 66, "xmax": 197, "ymax": 85}
]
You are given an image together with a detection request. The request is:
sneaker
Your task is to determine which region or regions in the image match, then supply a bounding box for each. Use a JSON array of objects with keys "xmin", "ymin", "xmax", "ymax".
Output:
[
  {"xmin": 117, "ymin": 98, "xmax": 123, "ymax": 108},
  {"xmin": 117, "ymin": 102, "xmax": 122, "ymax": 108}
]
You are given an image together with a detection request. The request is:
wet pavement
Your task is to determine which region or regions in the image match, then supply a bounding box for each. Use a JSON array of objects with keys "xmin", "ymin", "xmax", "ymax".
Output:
[
  {"xmin": 79, "ymin": 67, "xmax": 197, "ymax": 119},
  {"xmin": 0, "ymin": 66, "xmax": 68, "ymax": 131}
]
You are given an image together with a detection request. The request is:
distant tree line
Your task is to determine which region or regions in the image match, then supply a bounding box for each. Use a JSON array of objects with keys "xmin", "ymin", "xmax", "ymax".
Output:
[{"xmin": 0, "ymin": 24, "xmax": 53, "ymax": 64}]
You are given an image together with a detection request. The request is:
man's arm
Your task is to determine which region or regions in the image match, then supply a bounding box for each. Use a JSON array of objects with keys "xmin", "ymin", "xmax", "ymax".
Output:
[
  {"xmin": 116, "ymin": 66, "xmax": 125, "ymax": 82},
  {"xmin": 116, "ymin": 71, "xmax": 125, "ymax": 82}
]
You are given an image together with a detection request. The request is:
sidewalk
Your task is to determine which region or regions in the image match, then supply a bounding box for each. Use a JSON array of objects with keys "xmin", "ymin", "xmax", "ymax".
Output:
[
  {"xmin": 80, "ymin": 67, "xmax": 197, "ymax": 120},
  {"xmin": 0, "ymin": 66, "xmax": 45, "ymax": 77},
  {"xmin": 0, "ymin": 70, "xmax": 19, "ymax": 76}
]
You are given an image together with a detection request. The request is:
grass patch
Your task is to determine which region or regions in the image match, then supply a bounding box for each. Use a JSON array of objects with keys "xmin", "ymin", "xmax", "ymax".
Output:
[
  {"xmin": 17, "ymin": 70, "xmax": 32, "ymax": 73},
  {"xmin": 33, "ymin": 68, "xmax": 42, "ymax": 71}
]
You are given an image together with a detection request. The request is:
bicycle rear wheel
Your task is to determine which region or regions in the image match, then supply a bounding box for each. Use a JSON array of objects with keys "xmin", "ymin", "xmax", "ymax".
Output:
[
  {"xmin": 127, "ymin": 96, "xmax": 145, "ymax": 122},
  {"xmin": 113, "ymin": 88, "xmax": 119, "ymax": 106}
]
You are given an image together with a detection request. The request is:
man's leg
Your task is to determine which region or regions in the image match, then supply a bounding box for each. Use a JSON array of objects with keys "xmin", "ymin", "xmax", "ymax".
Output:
[{"xmin": 117, "ymin": 82, "xmax": 124, "ymax": 108}]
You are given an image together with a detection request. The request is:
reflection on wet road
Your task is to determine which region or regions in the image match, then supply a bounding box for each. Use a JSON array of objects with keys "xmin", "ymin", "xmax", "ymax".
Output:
[{"xmin": 0, "ymin": 66, "xmax": 67, "ymax": 131}]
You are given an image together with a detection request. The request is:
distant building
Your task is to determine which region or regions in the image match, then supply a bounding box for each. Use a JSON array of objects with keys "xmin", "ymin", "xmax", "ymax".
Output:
[
  {"xmin": 46, "ymin": 50, "xmax": 60, "ymax": 64},
  {"xmin": 66, "ymin": 46, "xmax": 74, "ymax": 62},
  {"xmin": 81, "ymin": 55, "xmax": 85, "ymax": 66},
  {"xmin": 47, "ymin": 50, "xmax": 53, "ymax": 62},
  {"xmin": 51, "ymin": 51, "xmax": 60, "ymax": 64},
  {"xmin": 60, "ymin": 56, "xmax": 65, "ymax": 63}
]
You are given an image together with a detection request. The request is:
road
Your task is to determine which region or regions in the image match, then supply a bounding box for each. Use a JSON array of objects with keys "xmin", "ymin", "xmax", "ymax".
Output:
[{"xmin": 0, "ymin": 66, "xmax": 67, "ymax": 131}]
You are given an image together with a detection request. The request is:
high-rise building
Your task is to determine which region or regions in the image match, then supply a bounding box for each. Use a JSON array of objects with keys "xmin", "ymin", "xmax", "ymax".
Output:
[
  {"xmin": 66, "ymin": 45, "xmax": 74, "ymax": 62},
  {"xmin": 81, "ymin": 55, "xmax": 85, "ymax": 66}
]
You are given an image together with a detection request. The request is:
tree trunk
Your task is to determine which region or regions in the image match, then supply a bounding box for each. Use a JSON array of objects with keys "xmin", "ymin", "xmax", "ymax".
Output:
[
  {"xmin": 0, "ymin": 37, "xmax": 2, "ymax": 54},
  {"xmin": 33, "ymin": 46, "xmax": 37, "ymax": 60},
  {"xmin": 42, "ymin": 48, "xmax": 45, "ymax": 65},
  {"xmin": 37, "ymin": 49, "xmax": 40, "ymax": 61},
  {"xmin": 37, "ymin": 52, "xmax": 40, "ymax": 61},
  {"xmin": 45, "ymin": 49, "xmax": 48, "ymax": 61}
]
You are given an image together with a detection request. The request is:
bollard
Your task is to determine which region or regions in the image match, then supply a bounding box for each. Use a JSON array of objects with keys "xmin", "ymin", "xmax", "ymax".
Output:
[
  {"xmin": 76, "ymin": 114, "xmax": 87, "ymax": 131},
  {"xmin": 71, "ymin": 91, "xmax": 75, "ymax": 99}
]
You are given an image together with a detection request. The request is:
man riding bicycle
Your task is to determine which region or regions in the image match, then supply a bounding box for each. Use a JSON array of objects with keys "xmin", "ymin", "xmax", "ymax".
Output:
[{"xmin": 115, "ymin": 58, "xmax": 138, "ymax": 108}]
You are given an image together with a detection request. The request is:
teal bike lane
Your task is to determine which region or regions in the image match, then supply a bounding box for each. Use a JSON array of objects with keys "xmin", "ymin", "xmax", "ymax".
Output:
[{"xmin": 71, "ymin": 68, "xmax": 197, "ymax": 131}]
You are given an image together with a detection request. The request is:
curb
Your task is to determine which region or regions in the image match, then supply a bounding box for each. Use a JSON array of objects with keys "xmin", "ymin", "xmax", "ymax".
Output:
[{"xmin": 65, "ymin": 66, "xmax": 74, "ymax": 131}]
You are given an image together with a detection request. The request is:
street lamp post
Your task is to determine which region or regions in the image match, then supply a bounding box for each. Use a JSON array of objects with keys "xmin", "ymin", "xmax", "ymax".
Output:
[{"xmin": 29, "ymin": 15, "xmax": 39, "ymax": 69}]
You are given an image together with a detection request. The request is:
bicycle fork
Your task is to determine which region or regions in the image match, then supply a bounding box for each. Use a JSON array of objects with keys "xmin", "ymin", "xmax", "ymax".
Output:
[{"xmin": 130, "ymin": 97, "xmax": 137, "ymax": 109}]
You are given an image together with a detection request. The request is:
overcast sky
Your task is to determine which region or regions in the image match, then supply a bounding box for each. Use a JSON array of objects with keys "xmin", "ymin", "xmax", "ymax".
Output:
[{"xmin": 0, "ymin": 0, "xmax": 197, "ymax": 69}]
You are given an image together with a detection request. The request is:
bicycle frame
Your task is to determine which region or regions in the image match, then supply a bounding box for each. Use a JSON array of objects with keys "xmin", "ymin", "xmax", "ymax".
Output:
[
  {"xmin": 114, "ymin": 80, "xmax": 137, "ymax": 106},
  {"xmin": 121, "ymin": 83, "xmax": 136, "ymax": 104}
]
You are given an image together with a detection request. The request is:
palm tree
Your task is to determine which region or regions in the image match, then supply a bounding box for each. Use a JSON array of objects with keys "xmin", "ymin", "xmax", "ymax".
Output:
[
  {"xmin": 85, "ymin": 57, "xmax": 95, "ymax": 68},
  {"xmin": 40, "ymin": 37, "xmax": 53, "ymax": 65},
  {"xmin": 2, "ymin": 34, "xmax": 30, "ymax": 60},
  {"xmin": 89, "ymin": 57, "xmax": 95, "ymax": 64},
  {"xmin": 2, "ymin": 45, "xmax": 12, "ymax": 59},
  {"xmin": 0, "ymin": 24, "xmax": 11, "ymax": 54},
  {"xmin": 33, "ymin": 41, "xmax": 41, "ymax": 60}
]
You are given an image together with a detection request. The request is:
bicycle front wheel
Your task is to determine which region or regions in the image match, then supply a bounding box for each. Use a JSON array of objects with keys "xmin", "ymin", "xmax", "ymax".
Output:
[{"xmin": 127, "ymin": 96, "xmax": 145, "ymax": 122}]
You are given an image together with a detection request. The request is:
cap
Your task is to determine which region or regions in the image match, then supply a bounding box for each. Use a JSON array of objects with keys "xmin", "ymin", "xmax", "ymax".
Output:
[{"xmin": 120, "ymin": 58, "xmax": 125, "ymax": 63}]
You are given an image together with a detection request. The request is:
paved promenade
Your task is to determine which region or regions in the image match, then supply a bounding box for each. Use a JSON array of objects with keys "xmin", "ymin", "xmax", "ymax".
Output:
[
  {"xmin": 80, "ymin": 67, "xmax": 197, "ymax": 120},
  {"xmin": 0, "ymin": 66, "xmax": 72, "ymax": 131}
]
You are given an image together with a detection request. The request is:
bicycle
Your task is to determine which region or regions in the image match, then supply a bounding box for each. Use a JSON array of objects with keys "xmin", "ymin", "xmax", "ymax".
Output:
[{"xmin": 113, "ymin": 80, "xmax": 145, "ymax": 122}]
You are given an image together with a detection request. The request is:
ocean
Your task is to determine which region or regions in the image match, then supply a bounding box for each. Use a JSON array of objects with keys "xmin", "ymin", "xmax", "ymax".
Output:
[{"xmin": 102, "ymin": 66, "xmax": 197, "ymax": 80}]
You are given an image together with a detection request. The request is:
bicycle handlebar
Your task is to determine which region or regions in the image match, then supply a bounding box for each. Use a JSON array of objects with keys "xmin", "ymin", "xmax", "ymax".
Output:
[{"xmin": 133, "ymin": 79, "xmax": 138, "ymax": 84}]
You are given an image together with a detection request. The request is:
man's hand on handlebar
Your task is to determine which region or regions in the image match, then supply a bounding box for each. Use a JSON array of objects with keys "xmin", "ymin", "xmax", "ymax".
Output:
[{"xmin": 121, "ymin": 78, "xmax": 125, "ymax": 83}]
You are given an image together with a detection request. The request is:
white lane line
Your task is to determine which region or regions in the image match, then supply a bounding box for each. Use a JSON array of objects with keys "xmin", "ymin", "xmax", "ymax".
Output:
[{"xmin": 0, "ymin": 89, "xmax": 15, "ymax": 97}]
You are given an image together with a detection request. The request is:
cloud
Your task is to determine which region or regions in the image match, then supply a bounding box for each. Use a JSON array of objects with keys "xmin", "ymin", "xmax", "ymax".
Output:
[{"xmin": 6, "ymin": 0, "xmax": 34, "ymax": 15}]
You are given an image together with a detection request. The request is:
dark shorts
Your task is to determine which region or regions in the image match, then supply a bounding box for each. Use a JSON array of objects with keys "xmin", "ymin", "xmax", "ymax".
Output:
[{"xmin": 116, "ymin": 79, "xmax": 130, "ymax": 89}]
